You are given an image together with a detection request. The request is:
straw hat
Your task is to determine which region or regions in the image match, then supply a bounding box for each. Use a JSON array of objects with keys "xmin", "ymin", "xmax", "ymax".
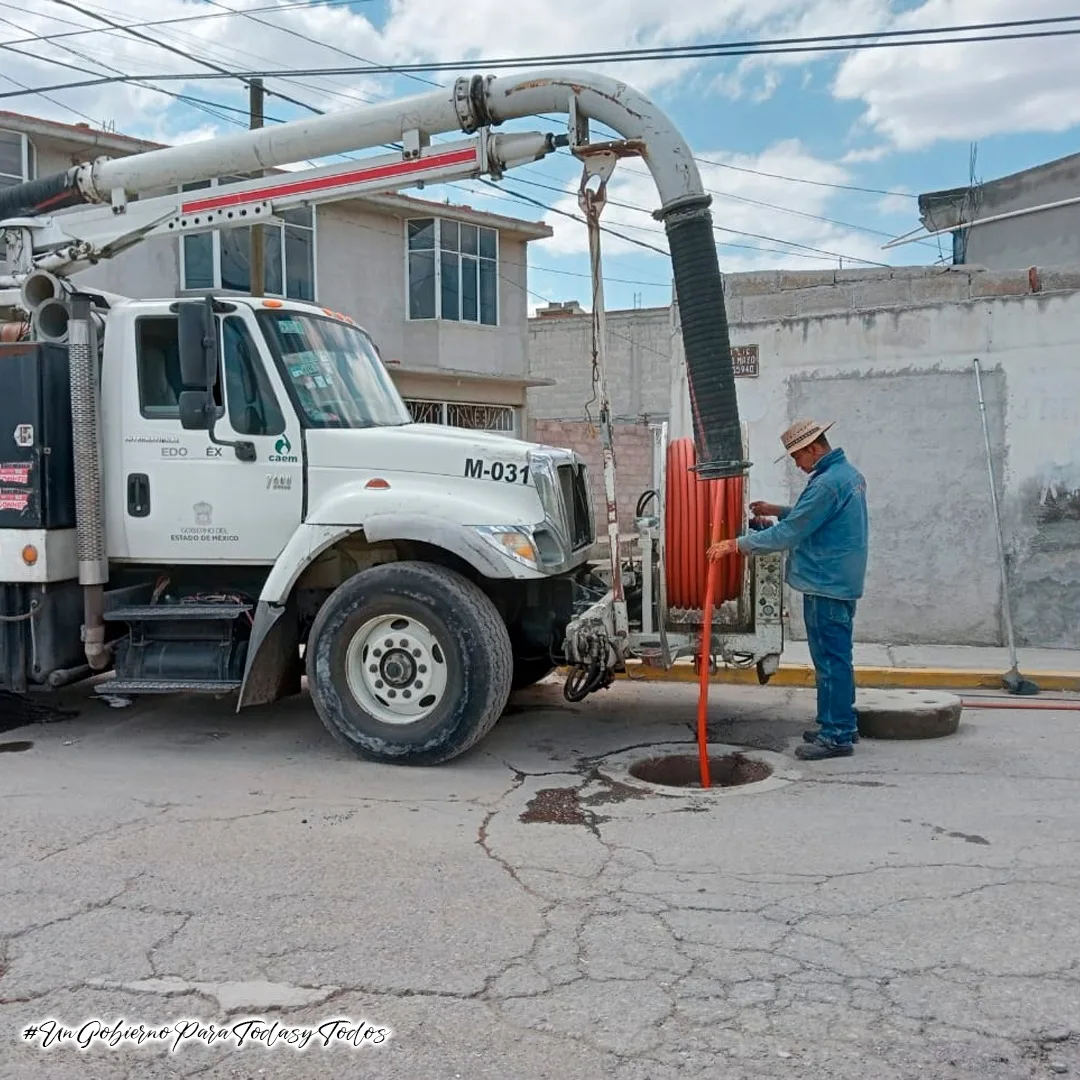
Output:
[{"xmin": 775, "ymin": 419, "xmax": 835, "ymax": 462}]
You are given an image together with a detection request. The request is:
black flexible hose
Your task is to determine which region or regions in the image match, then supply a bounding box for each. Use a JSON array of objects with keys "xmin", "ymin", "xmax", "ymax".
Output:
[
  {"xmin": 0, "ymin": 169, "xmax": 85, "ymax": 219},
  {"xmin": 636, "ymin": 489, "xmax": 658, "ymax": 517},
  {"xmin": 662, "ymin": 198, "xmax": 748, "ymax": 480}
]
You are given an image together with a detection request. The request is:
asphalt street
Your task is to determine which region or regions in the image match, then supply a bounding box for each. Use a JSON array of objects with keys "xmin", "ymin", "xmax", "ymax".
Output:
[{"xmin": 1, "ymin": 677, "xmax": 1078, "ymax": 1079}]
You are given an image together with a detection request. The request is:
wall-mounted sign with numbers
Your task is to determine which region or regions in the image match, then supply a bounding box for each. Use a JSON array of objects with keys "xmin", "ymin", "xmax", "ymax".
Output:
[{"xmin": 732, "ymin": 345, "xmax": 759, "ymax": 378}]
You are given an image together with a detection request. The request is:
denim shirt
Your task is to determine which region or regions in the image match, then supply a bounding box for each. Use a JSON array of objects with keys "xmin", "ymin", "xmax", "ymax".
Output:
[{"xmin": 739, "ymin": 447, "xmax": 868, "ymax": 600}]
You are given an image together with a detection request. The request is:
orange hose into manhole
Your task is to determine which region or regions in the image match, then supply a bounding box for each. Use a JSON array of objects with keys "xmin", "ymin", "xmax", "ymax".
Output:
[
  {"xmin": 665, "ymin": 437, "xmax": 746, "ymax": 789},
  {"xmin": 664, "ymin": 437, "xmax": 745, "ymax": 609}
]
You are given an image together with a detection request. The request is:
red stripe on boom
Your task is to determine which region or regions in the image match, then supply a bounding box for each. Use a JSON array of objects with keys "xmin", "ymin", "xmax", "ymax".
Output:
[{"xmin": 181, "ymin": 146, "xmax": 479, "ymax": 215}]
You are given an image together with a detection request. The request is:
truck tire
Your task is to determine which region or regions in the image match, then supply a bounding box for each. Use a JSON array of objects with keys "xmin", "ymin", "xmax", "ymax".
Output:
[
  {"xmin": 511, "ymin": 656, "xmax": 556, "ymax": 691},
  {"xmin": 306, "ymin": 561, "xmax": 513, "ymax": 766}
]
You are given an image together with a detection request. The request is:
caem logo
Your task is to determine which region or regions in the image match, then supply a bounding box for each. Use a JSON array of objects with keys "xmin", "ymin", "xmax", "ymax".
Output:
[{"xmin": 270, "ymin": 433, "xmax": 299, "ymax": 464}]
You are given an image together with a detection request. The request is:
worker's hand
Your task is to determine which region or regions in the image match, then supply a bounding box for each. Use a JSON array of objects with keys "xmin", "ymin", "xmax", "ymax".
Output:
[
  {"xmin": 750, "ymin": 500, "xmax": 783, "ymax": 518},
  {"xmin": 749, "ymin": 515, "xmax": 774, "ymax": 530},
  {"xmin": 707, "ymin": 538, "xmax": 740, "ymax": 561}
]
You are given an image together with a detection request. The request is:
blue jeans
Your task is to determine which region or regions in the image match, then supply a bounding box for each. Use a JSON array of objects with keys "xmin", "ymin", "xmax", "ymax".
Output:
[{"xmin": 803, "ymin": 593, "xmax": 858, "ymax": 745}]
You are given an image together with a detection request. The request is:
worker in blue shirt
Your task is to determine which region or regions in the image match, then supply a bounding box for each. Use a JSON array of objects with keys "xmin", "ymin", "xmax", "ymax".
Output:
[{"xmin": 708, "ymin": 419, "xmax": 868, "ymax": 760}]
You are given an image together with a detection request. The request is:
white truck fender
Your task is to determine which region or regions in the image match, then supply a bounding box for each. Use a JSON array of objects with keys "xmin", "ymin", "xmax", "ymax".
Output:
[
  {"xmin": 237, "ymin": 516, "xmax": 539, "ymax": 709},
  {"xmin": 258, "ymin": 517, "xmax": 536, "ymax": 608}
]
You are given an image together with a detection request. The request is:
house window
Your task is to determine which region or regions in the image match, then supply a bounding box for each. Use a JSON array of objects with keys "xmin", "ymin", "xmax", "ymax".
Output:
[
  {"xmin": 403, "ymin": 397, "xmax": 516, "ymax": 434},
  {"xmin": 0, "ymin": 130, "xmax": 34, "ymax": 263},
  {"xmin": 179, "ymin": 178, "xmax": 315, "ymax": 301},
  {"xmin": 406, "ymin": 218, "xmax": 498, "ymax": 325},
  {"xmin": 0, "ymin": 130, "xmax": 33, "ymax": 189}
]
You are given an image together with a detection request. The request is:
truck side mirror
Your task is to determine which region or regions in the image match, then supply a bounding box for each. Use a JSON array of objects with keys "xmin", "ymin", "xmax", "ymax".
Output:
[
  {"xmin": 178, "ymin": 297, "xmax": 217, "ymax": 390},
  {"xmin": 174, "ymin": 296, "xmax": 256, "ymax": 463},
  {"xmin": 178, "ymin": 390, "xmax": 209, "ymax": 431}
]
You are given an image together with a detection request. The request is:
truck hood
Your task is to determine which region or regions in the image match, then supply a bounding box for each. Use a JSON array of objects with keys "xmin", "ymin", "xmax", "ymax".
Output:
[{"xmin": 303, "ymin": 423, "xmax": 553, "ymax": 477}]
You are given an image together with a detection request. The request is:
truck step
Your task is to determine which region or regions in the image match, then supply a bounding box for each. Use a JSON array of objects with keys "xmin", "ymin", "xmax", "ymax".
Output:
[
  {"xmin": 103, "ymin": 603, "xmax": 252, "ymax": 622},
  {"xmin": 95, "ymin": 678, "xmax": 241, "ymax": 696}
]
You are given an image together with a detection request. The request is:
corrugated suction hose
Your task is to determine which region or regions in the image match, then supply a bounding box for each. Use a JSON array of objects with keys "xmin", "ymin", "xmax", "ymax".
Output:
[
  {"xmin": 665, "ymin": 437, "xmax": 744, "ymax": 608},
  {"xmin": 663, "ymin": 201, "xmax": 747, "ymax": 479}
]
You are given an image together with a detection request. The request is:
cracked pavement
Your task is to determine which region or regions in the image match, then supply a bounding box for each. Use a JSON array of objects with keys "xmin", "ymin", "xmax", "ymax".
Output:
[{"xmin": 1, "ymin": 678, "xmax": 1078, "ymax": 1078}]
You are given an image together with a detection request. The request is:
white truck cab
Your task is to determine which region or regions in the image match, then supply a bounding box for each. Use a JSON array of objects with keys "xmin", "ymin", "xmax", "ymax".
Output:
[{"xmin": 103, "ymin": 296, "xmax": 592, "ymax": 579}]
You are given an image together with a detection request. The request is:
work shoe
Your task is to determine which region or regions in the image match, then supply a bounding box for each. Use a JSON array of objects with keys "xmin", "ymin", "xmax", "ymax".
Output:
[
  {"xmin": 803, "ymin": 728, "xmax": 859, "ymax": 744},
  {"xmin": 795, "ymin": 738, "xmax": 854, "ymax": 761}
]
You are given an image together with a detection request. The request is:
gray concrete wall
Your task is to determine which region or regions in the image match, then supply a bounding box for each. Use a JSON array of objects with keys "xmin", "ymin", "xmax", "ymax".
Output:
[
  {"xmin": 527, "ymin": 306, "xmax": 673, "ymax": 423},
  {"xmin": 665, "ymin": 265, "xmax": 1080, "ymax": 649},
  {"xmin": 529, "ymin": 265, "xmax": 1080, "ymax": 649},
  {"xmin": 920, "ymin": 153, "xmax": 1080, "ymax": 269},
  {"xmin": 786, "ymin": 368, "xmax": 1007, "ymax": 645},
  {"xmin": 965, "ymin": 209, "xmax": 1080, "ymax": 271}
]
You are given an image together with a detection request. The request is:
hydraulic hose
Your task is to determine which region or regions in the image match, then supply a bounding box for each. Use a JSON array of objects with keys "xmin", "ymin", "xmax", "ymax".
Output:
[{"xmin": 665, "ymin": 437, "xmax": 744, "ymax": 610}]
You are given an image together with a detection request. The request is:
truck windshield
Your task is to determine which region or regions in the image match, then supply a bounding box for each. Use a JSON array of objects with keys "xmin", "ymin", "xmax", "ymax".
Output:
[{"xmin": 257, "ymin": 309, "xmax": 412, "ymax": 429}]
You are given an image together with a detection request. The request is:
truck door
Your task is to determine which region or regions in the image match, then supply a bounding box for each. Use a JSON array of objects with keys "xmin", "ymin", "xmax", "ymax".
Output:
[{"xmin": 120, "ymin": 308, "xmax": 303, "ymax": 564}]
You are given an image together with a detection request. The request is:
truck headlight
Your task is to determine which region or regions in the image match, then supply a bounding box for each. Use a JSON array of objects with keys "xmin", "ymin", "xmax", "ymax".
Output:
[{"xmin": 474, "ymin": 526, "xmax": 539, "ymax": 567}]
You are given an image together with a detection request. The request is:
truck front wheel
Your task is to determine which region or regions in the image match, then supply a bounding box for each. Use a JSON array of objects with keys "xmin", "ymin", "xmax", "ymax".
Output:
[{"xmin": 306, "ymin": 561, "xmax": 513, "ymax": 765}]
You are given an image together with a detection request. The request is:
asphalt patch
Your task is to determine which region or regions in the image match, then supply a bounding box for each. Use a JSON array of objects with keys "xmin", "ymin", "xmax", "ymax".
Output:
[
  {"xmin": 519, "ymin": 787, "xmax": 587, "ymax": 825},
  {"xmin": 0, "ymin": 691, "xmax": 79, "ymax": 732}
]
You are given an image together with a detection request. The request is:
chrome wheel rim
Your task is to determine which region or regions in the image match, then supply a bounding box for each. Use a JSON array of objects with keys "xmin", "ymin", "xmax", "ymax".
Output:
[{"xmin": 344, "ymin": 613, "xmax": 449, "ymax": 726}]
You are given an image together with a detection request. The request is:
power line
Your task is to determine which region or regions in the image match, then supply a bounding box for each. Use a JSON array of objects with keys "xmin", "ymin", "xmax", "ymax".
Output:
[
  {"xmin": 690, "ymin": 153, "xmax": 916, "ymax": 199},
  {"xmin": 4, "ymin": 20, "xmax": 1079, "ymax": 99},
  {"xmin": 0, "ymin": 62, "xmax": 99, "ymax": 126},
  {"xmin": 490, "ymin": 175, "xmax": 888, "ymax": 266},
  {"xmin": 0, "ymin": 0, "xmax": 371, "ymax": 49},
  {"xmin": 197, "ymin": 0, "xmax": 381, "ymax": 103},
  {"xmin": 478, "ymin": 178, "xmax": 672, "ymax": 257},
  {"xmin": 0, "ymin": 9, "xmax": 247, "ymax": 129},
  {"xmin": 44, "ymin": 0, "xmax": 329, "ymax": 117},
  {"xmin": 398, "ymin": 14, "xmax": 1080, "ymax": 70},
  {"xmin": 511, "ymin": 171, "xmax": 934, "ymax": 251}
]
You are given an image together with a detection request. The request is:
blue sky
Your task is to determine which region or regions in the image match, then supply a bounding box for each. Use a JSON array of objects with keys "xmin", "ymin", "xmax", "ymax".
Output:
[{"xmin": 3, "ymin": 0, "xmax": 1079, "ymax": 313}]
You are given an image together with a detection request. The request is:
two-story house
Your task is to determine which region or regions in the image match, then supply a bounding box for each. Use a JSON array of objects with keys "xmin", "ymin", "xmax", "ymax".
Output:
[{"xmin": 0, "ymin": 111, "xmax": 554, "ymax": 436}]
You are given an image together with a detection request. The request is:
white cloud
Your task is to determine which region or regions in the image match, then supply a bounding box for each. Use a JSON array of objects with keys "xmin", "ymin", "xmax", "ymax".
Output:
[
  {"xmin": 840, "ymin": 146, "xmax": 891, "ymax": 164},
  {"xmin": 876, "ymin": 189, "xmax": 912, "ymax": 216},
  {"xmin": 832, "ymin": 0, "xmax": 1080, "ymax": 150}
]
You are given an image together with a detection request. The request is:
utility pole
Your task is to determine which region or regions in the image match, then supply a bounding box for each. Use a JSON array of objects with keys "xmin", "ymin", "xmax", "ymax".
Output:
[{"xmin": 249, "ymin": 78, "xmax": 265, "ymax": 297}]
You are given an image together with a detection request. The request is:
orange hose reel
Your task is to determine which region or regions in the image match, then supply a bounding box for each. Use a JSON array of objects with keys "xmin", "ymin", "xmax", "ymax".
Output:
[{"xmin": 664, "ymin": 437, "xmax": 745, "ymax": 609}]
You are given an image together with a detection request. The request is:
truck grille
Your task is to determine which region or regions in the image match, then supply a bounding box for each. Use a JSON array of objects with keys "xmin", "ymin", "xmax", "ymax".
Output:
[{"xmin": 557, "ymin": 463, "xmax": 593, "ymax": 550}]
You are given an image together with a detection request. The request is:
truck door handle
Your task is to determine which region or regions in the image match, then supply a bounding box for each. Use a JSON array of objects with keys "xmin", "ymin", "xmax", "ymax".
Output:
[{"xmin": 127, "ymin": 473, "xmax": 150, "ymax": 517}]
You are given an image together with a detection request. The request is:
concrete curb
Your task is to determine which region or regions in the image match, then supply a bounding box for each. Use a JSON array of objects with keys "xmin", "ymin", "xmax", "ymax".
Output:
[{"xmin": 558, "ymin": 662, "xmax": 1080, "ymax": 693}]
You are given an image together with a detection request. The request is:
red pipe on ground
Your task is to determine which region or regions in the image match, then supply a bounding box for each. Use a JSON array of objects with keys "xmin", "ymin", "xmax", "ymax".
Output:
[
  {"xmin": 695, "ymin": 483, "xmax": 724, "ymax": 789},
  {"xmin": 960, "ymin": 699, "xmax": 1080, "ymax": 711}
]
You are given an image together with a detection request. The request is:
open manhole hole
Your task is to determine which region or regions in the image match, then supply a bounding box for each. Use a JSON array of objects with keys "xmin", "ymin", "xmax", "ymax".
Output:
[{"xmin": 629, "ymin": 752, "xmax": 772, "ymax": 789}]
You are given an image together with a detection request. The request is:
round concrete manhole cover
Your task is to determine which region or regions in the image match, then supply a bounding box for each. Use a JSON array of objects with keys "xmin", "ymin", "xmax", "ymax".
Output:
[
  {"xmin": 629, "ymin": 752, "xmax": 772, "ymax": 789},
  {"xmin": 855, "ymin": 689, "xmax": 962, "ymax": 740}
]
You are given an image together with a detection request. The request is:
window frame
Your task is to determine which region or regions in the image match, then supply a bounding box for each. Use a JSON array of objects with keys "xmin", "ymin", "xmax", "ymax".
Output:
[
  {"xmin": 404, "ymin": 217, "xmax": 500, "ymax": 327},
  {"xmin": 134, "ymin": 312, "xmax": 286, "ymax": 436},
  {"xmin": 0, "ymin": 130, "xmax": 34, "ymax": 263},
  {"xmin": 402, "ymin": 396, "xmax": 517, "ymax": 435},
  {"xmin": 177, "ymin": 179, "xmax": 318, "ymax": 301},
  {"xmin": 220, "ymin": 314, "xmax": 287, "ymax": 437},
  {"xmin": 0, "ymin": 129, "xmax": 33, "ymax": 187}
]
